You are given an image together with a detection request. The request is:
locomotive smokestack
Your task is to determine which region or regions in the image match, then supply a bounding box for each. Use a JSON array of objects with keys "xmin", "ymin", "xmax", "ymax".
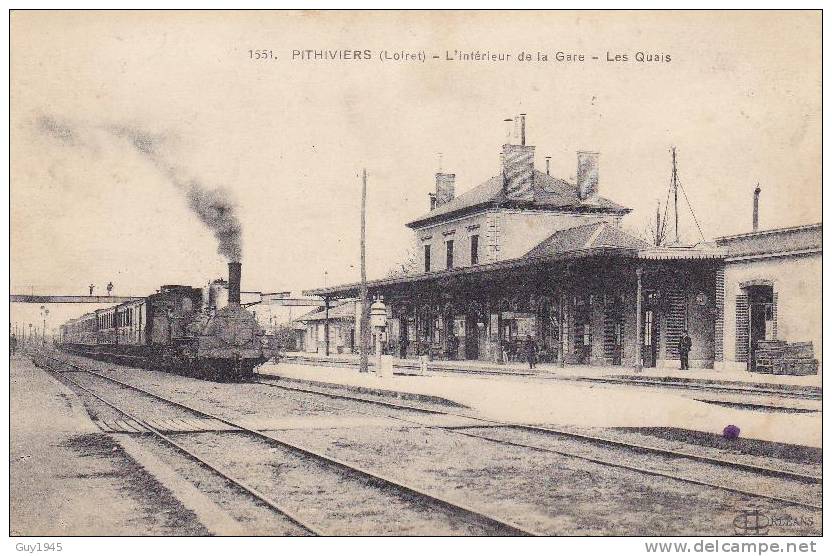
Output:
[{"xmin": 228, "ymin": 262, "xmax": 241, "ymax": 305}]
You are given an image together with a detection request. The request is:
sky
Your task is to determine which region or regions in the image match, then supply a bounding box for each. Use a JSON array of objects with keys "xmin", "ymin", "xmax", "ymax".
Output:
[{"xmin": 10, "ymin": 11, "xmax": 821, "ymax": 331}]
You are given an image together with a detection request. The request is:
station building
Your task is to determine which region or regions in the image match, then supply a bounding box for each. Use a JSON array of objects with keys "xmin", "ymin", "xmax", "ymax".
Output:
[{"xmin": 305, "ymin": 121, "xmax": 724, "ymax": 369}]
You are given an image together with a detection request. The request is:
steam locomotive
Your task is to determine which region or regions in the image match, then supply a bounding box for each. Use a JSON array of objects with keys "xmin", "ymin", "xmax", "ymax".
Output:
[{"xmin": 58, "ymin": 262, "xmax": 276, "ymax": 381}]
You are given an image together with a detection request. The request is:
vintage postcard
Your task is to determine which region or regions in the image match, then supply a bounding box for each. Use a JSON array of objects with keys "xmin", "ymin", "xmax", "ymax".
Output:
[{"xmin": 8, "ymin": 8, "xmax": 822, "ymax": 547}]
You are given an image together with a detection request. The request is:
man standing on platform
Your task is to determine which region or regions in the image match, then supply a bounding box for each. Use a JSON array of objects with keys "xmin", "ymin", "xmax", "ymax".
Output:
[
  {"xmin": 679, "ymin": 329, "xmax": 692, "ymax": 370},
  {"xmin": 525, "ymin": 334, "xmax": 538, "ymax": 370}
]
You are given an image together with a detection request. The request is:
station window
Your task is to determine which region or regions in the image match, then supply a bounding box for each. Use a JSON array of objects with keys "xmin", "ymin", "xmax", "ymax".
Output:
[
  {"xmin": 446, "ymin": 239, "xmax": 454, "ymax": 270},
  {"xmin": 470, "ymin": 234, "xmax": 479, "ymax": 265},
  {"xmin": 424, "ymin": 244, "xmax": 431, "ymax": 273}
]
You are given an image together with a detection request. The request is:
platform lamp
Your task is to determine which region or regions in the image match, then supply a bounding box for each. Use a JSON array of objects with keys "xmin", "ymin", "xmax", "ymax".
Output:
[{"xmin": 370, "ymin": 297, "xmax": 388, "ymax": 372}]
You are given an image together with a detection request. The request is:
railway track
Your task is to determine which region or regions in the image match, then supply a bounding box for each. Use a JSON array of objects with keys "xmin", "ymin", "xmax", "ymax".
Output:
[
  {"xmin": 38, "ymin": 356, "xmax": 321, "ymax": 536},
  {"xmin": 39, "ymin": 353, "xmax": 539, "ymax": 536},
  {"xmin": 38, "ymin": 351, "xmax": 822, "ymax": 527},
  {"xmin": 564, "ymin": 375, "xmax": 822, "ymax": 402},
  {"xmin": 250, "ymin": 376, "xmax": 822, "ymax": 512}
]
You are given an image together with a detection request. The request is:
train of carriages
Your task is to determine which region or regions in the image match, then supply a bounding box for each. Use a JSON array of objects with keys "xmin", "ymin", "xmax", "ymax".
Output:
[{"xmin": 58, "ymin": 262, "xmax": 276, "ymax": 381}]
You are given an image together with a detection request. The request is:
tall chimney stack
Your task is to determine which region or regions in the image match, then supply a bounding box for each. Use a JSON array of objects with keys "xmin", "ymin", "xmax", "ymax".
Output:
[
  {"xmin": 577, "ymin": 151, "xmax": 600, "ymax": 202},
  {"xmin": 753, "ymin": 184, "xmax": 761, "ymax": 231},
  {"xmin": 519, "ymin": 113, "xmax": 527, "ymax": 146},
  {"xmin": 228, "ymin": 262, "xmax": 241, "ymax": 305},
  {"xmin": 435, "ymin": 173, "xmax": 456, "ymax": 206},
  {"xmin": 545, "ymin": 156, "xmax": 551, "ymax": 176}
]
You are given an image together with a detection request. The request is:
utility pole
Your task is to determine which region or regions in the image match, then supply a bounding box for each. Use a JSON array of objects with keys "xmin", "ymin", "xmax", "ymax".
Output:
[
  {"xmin": 40, "ymin": 305, "xmax": 49, "ymax": 345},
  {"xmin": 359, "ymin": 168, "xmax": 370, "ymax": 373},
  {"xmin": 655, "ymin": 200, "xmax": 662, "ymax": 246},
  {"xmin": 671, "ymin": 146, "xmax": 679, "ymax": 244}
]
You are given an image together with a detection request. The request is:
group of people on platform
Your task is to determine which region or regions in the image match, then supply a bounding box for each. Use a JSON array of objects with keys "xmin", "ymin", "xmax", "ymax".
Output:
[
  {"xmin": 442, "ymin": 329, "xmax": 693, "ymax": 371},
  {"xmin": 409, "ymin": 328, "xmax": 693, "ymax": 371}
]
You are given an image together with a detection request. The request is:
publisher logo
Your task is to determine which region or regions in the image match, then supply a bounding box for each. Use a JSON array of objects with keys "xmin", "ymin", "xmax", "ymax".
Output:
[{"xmin": 734, "ymin": 509, "xmax": 770, "ymax": 535}]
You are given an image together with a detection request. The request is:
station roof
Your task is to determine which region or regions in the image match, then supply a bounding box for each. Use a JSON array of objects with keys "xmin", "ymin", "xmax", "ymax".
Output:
[
  {"xmin": 295, "ymin": 300, "xmax": 356, "ymax": 322},
  {"xmin": 406, "ymin": 169, "xmax": 631, "ymax": 228},
  {"xmin": 304, "ymin": 222, "xmax": 722, "ymax": 298},
  {"xmin": 524, "ymin": 220, "xmax": 649, "ymax": 258},
  {"xmin": 715, "ymin": 222, "xmax": 821, "ymax": 260}
]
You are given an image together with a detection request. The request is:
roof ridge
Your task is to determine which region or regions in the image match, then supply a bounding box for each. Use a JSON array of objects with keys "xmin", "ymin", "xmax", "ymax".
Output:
[{"xmin": 583, "ymin": 222, "xmax": 607, "ymax": 248}]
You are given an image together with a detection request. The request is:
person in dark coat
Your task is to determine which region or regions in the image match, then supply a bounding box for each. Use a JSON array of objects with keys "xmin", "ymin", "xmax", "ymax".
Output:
[
  {"xmin": 525, "ymin": 334, "xmax": 538, "ymax": 369},
  {"xmin": 447, "ymin": 332, "xmax": 459, "ymax": 360},
  {"xmin": 679, "ymin": 329, "xmax": 693, "ymax": 370}
]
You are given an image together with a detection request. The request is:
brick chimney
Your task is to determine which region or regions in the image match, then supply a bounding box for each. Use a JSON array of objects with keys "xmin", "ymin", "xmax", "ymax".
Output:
[
  {"xmin": 501, "ymin": 114, "xmax": 535, "ymax": 202},
  {"xmin": 435, "ymin": 173, "xmax": 455, "ymax": 206},
  {"xmin": 753, "ymin": 184, "xmax": 761, "ymax": 231},
  {"xmin": 577, "ymin": 151, "xmax": 599, "ymax": 202}
]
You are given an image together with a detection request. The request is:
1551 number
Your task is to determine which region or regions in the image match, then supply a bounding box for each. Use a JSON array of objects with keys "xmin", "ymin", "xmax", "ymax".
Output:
[{"xmin": 249, "ymin": 50, "xmax": 276, "ymax": 60}]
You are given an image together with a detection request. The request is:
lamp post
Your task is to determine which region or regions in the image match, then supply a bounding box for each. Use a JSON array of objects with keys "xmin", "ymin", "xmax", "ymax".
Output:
[
  {"xmin": 40, "ymin": 306, "xmax": 49, "ymax": 345},
  {"xmin": 370, "ymin": 297, "xmax": 390, "ymax": 377}
]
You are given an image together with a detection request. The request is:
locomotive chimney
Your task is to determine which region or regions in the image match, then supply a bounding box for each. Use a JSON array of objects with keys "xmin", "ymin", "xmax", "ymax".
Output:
[{"xmin": 228, "ymin": 262, "xmax": 241, "ymax": 305}]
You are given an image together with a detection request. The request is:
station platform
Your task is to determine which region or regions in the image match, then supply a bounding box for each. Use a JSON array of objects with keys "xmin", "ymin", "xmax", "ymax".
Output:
[
  {"xmin": 261, "ymin": 357, "xmax": 822, "ymax": 448},
  {"xmin": 10, "ymin": 355, "xmax": 207, "ymax": 535},
  {"xmin": 279, "ymin": 351, "xmax": 822, "ymax": 391}
]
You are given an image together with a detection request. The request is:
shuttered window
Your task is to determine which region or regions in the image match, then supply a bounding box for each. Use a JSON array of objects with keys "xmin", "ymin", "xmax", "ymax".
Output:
[{"xmin": 735, "ymin": 294, "xmax": 749, "ymax": 362}]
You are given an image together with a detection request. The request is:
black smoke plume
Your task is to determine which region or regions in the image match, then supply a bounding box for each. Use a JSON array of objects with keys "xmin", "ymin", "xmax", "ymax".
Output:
[
  {"xmin": 184, "ymin": 182, "xmax": 243, "ymax": 261},
  {"xmin": 37, "ymin": 115, "xmax": 75, "ymax": 145},
  {"xmin": 109, "ymin": 124, "xmax": 244, "ymax": 261},
  {"xmin": 36, "ymin": 114, "xmax": 244, "ymax": 262}
]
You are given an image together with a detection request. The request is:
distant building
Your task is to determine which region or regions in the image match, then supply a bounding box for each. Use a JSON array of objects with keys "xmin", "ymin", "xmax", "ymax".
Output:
[
  {"xmin": 203, "ymin": 277, "xmax": 317, "ymax": 331},
  {"xmin": 295, "ymin": 300, "xmax": 357, "ymax": 355}
]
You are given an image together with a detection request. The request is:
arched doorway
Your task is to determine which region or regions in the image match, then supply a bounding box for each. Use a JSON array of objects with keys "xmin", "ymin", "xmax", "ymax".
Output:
[{"xmin": 744, "ymin": 282, "xmax": 775, "ymax": 371}]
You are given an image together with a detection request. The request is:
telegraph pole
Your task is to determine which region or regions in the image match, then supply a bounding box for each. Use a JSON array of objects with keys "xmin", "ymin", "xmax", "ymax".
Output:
[
  {"xmin": 655, "ymin": 200, "xmax": 662, "ymax": 246},
  {"xmin": 671, "ymin": 146, "xmax": 679, "ymax": 244},
  {"xmin": 359, "ymin": 168, "xmax": 370, "ymax": 373}
]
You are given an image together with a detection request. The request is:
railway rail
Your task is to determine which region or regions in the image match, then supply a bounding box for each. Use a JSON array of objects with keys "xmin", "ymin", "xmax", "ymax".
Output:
[
  {"xmin": 38, "ymin": 352, "xmax": 539, "ymax": 536},
  {"xmin": 249, "ymin": 376, "xmax": 822, "ymax": 512},
  {"xmin": 37, "ymin": 356, "xmax": 321, "ymax": 536},
  {"xmin": 35, "ymin": 350, "xmax": 822, "ymax": 529}
]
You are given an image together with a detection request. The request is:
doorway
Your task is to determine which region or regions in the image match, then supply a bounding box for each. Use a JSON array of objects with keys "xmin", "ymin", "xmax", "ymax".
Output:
[
  {"xmin": 398, "ymin": 315, "xmax": 409, "ymax": 358},
  {"xmin": 604, "ymin": 297, "xmax": 624, "ymax": 366},
  {"xmin": 464, "ymin": 315, "xmax": 479, "ymax": 360},
  {"xmin": 746, "ymin": 285, "xmax": 774, "ymax": 371},
  {"xmin": 573, "ymin": 295, "xmax": 592, "ymax": 364}
]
